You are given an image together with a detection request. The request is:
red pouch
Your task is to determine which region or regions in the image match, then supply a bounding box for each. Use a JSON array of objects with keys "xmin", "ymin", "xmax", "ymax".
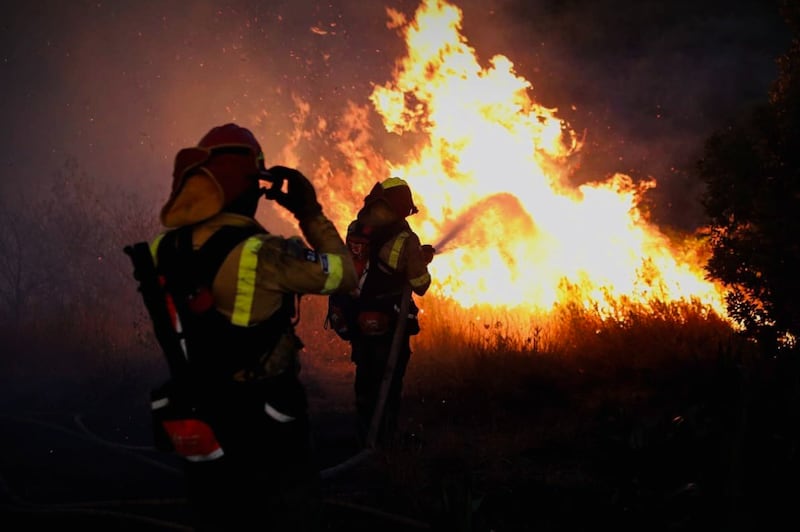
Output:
[
  {"xmin": 150, "ymin": 383, "xmax": 224, "ymax": 462},
  {"xmin": 161, "ymin": 418, "xmax": 224, "ymax": 462},
  {"xmin": 357, "ymin": 311, "xmax": 390, "ymax": 335}
]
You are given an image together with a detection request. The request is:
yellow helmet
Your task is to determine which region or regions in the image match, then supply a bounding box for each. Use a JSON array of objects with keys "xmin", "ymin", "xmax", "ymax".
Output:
[{"xmin": 370, "ymin": 176, "xmax": 419, "ymax": 217}]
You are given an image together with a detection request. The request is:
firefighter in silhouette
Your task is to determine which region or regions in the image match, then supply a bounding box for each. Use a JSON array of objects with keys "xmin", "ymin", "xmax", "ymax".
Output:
[
  {"xmin": 138, "ymin": 123, "xmax": 357, "ymax": 531},
  {"xmin": 338, "ymin": 177, "xmax": 434, "ymax": 447}
]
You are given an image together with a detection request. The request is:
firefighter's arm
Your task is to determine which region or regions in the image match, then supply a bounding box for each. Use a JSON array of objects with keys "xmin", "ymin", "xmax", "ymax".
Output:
[
  {"xmin": 295, "ymin": 216, "xmax": 357, "ymax": 294},
  {"xmin": 403, "ymin": 232, "xmax": 432, "ymax": 296},
  {"xmin": 252, "ymin": 234, "xmax": 354, "ymax": 297},
  {"xmin": 264, "ymin": 165, "xmax": 357, "ymax": 294}
]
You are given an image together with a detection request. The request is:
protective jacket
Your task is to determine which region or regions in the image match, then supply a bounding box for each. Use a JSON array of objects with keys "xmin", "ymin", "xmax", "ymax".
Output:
[
  {"xmin": 350, "ymin": 199, "xmax": 431, "ymax": 300},
  {"xmin": 151, "ymin": 210, "xmax": 355, "ymax": 381}
]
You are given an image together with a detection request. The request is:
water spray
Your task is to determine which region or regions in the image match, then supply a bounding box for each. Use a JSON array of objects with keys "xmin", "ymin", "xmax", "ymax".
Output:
[
  {"xmin": 432, "ymin": 217, "xmax": 470, "ymax": 255},
  {"xmin": 431, "ymin": 194, "xmax": 510, "ymax": 255}
]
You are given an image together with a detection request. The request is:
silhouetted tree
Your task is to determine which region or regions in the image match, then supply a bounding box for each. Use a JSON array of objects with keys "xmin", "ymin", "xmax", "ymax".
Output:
[
  {"xmin": 0, "ymin": 197, "xmax": 50, "ymax": 324},
  {"xmin": 0, "ymin": 157, "xmax": 160, "ymax": 373},
  {"xmin": 698, "ymin": 1, "xmax": 800, "ymax": 353}
]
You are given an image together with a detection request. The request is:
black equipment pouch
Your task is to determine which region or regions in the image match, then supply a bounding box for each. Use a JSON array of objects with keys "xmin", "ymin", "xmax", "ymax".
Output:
[{"xmin": 325, "ymin": 292, "xmax": 358, "ymax": 340}]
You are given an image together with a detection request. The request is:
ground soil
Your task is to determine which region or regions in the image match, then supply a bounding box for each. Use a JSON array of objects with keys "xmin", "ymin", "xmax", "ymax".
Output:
[{"xmin": 1, "ymin": 347, "xmax": 797, "ymax": 531}]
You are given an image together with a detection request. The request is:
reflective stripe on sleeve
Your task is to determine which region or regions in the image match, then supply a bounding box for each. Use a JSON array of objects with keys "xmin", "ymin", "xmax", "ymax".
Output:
[
  {"xmin": 321, "ymin": 253, "xmax": 344, "ymax": 294},
  {"xmin": 232, "ymin": 236, "xmax": 264, "ymax": 326},
  {"xmin": 410, "ymin": 271, "xmax": 431, "ymax": 289},
  {"xmin": 387, "ymin": 232, "xmax": 409, "ymax": 269}
]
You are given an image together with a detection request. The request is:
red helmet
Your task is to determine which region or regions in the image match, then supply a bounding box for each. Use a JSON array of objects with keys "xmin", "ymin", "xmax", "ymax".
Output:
[
  {"xmin": 198, "ymin": 123, "xmax": 264, "ymax": 154},
  {"xmin": 161, "ymin": 123, "xmax": 267, "ymax": 227}
]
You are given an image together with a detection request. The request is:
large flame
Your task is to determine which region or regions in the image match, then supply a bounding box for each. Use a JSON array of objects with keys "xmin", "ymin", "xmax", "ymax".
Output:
[{"xmin": 306, "ymin": 0, "xmax": 727, "ymax": 319}]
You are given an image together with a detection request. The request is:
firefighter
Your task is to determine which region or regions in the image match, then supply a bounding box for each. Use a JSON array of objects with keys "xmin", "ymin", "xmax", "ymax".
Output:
[
  {"xmin": 345, "ymin": 177, "xmax": 434, "ymax": 447},
  {"xmin": 146, "ymin": 123, "xmax": 357, "ymax": 531}
]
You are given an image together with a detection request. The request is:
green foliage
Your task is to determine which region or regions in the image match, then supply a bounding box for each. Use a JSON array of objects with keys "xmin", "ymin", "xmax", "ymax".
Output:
[{"xmin": 698, "ymin": 3, "xmax": 800, "ymax": 352}]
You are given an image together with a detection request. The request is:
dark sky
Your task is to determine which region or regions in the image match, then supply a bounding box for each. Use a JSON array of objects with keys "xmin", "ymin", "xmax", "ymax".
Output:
[{"xmin": 0, "ymin": 0, "xmax": 791, "ymax": 230}]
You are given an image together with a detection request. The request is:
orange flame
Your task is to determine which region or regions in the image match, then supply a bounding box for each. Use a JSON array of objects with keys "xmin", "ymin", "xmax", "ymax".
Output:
[{"xmin": 306, "ymin": 0, "xmax": 727, "ymax": 318}]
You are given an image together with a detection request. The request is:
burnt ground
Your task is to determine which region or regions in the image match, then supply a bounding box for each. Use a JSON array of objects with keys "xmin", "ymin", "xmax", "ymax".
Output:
[
  {"xmin": 1, "ymin": 348, "xmax": 798, "ymax": 532},
  {"xmin": 0, "ymin": 348, "xmax": 437, "ymax": 532},
  {"xmin": 0, "ymin": 401, "xmax": 423, "ymax": 531}
]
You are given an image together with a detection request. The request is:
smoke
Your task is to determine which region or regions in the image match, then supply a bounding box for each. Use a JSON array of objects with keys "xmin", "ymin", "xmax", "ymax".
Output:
[
  {"xmin": 0, "ymin": 0, "xmax": 789, "ymax": 228},
  {"xmin": 0, "ymin": 0, "xmax": 789, "ymax": 406},
  {"xmin": 454, "ymin": 0, "xmax": 790, "ymax": 229}
]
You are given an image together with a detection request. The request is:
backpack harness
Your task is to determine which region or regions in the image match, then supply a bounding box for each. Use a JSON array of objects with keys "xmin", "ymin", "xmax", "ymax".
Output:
[
  {"xmin": 325, "ymin": 219, "xmax": 419, "ymax": 340},
  {"xmin": 125, "ymin": 224, "xmax": 297, "ymax": 460},
  {"xmin": 154, "ymin": 224, "xmax": 296, "ymax": 383}
]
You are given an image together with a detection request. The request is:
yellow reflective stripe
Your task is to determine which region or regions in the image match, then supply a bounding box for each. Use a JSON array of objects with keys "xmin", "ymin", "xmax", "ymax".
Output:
[
  {"xmin": 149, "ymin": 233, "xmax": 167, "ymax": 265},
  {"xmin": 410, "ymin": 271, "xmax": 431, "ymax": 288},
  {"xmin": 387, "ymin": 232, "xmax": 409, "ymax": 269},
  {"xmin": 232, "ymin": 236, "xmax": 264, "ymax": 326},
  {"xmin": 322, "ymin": 253, "xmax": 344, "ymax": 294}
]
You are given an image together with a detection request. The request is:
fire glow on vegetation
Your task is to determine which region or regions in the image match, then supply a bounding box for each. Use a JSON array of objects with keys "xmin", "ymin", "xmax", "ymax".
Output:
[{"xmin": 313, "ymin": 0, "xmax": 727, "ymax": 320}]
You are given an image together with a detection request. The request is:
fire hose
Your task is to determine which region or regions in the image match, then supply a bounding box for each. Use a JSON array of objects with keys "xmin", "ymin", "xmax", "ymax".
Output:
[
  {"xmin": 326, "ymin": 215, "xmax": 464, "ymax": 467},
  {"xmin": 319, "ymin": 283, "xmax": 413, "ymax": 480},
  {"xmin": 366, "ymin": 283, "xmax": 413, "ymax": 449}
]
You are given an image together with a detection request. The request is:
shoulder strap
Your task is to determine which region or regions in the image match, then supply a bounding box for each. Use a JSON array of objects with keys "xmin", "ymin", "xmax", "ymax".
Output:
[
  {"xmin": 357, "ymin": 220, "xmax": 409, "ymax": 304},
  {"xmin": 157, "ymin": 225, "xmax": 263, "ymax": 289},
  {"xmin": 193, "ymin": 225, "xmax": 263, "ymax": 287},
  {"xmin": 367, "ymin": 219, "xmax": 409, "ymax": 266}
]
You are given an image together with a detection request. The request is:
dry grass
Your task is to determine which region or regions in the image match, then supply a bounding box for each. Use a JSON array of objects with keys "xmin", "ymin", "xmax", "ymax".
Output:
[
  {"xmin": 2, "ymin": 292, "xmax": 795, "ymax": 531},
  {"xmin": 297, "ymin": 293, "xmax": 796, "ymax": 531}
]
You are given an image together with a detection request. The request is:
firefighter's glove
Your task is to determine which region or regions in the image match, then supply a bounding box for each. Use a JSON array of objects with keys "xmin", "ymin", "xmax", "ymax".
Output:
[
  {"xmin": 264, "ymin": 165, "xmax": 323, "ymax": 220},
  {"xmin": 421, "ymin": 244, "xmax": 435, "ymax": 264}
]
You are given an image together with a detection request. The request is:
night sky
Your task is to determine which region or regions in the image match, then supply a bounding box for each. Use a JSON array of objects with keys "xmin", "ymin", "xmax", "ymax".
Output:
[{"xmin": 0, "ymin": 0, "xmax": 791, "ymax": 230}]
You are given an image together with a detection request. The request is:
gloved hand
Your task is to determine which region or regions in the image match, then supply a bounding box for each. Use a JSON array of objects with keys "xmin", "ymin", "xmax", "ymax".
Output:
[
  {"xmin": 421, "ymin": 244, "xmax": 435, "ymax": 264},
  {"xmin": 264, "ymin": 165, "xmax": 323, "ymax": 220}
]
